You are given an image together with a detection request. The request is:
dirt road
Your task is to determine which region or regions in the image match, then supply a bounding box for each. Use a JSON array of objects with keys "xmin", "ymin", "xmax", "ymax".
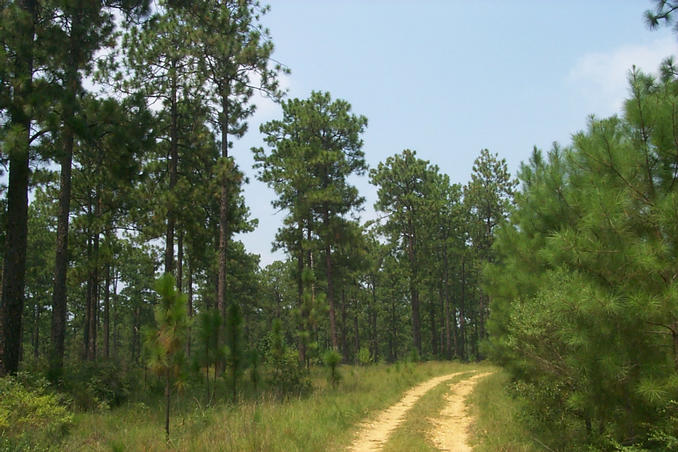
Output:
[
  {"xmin": 347, "ymin": 370, "xmax": 489, "ymax": 451},
  {"xmin": 428, "ymin": 372, "xmax": 494, "ymax": 451}
]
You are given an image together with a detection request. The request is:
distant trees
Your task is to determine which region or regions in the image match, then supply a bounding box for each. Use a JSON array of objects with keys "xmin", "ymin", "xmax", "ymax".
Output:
[{"xmin": 254, "ymin": 91, "xmax": 368, "ymax": 354}]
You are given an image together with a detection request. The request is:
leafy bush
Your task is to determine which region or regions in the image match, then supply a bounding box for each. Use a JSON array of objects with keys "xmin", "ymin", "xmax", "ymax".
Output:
[
  {"xmin": 322, "ymin": 350, "xmax": 342, "ymax": 388},
  {"xmin": 0, "ymin": 373, "xmax": 73, "ymax": 450},
  {"xmin": 267, "ymin": 319, "xmax": 310, "ymax": 397},
  {"xmin": 357, "ymin": 346, "xmax": 371, "ymax": 366}
]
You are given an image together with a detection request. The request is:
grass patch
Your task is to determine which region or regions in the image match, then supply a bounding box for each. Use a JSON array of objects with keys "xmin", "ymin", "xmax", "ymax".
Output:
[
  {"xmin": 60, "ymin": 361, "xmax": 477, "ymax": 451},
  {"xmin": 468, "ymin": 368, "xmax": 540, "ymax": 452}
]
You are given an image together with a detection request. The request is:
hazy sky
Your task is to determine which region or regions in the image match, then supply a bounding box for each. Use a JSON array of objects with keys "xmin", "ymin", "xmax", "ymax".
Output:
[{"xmin": 232, "ymin": 1, "xmax": 677, "ymax": 266}]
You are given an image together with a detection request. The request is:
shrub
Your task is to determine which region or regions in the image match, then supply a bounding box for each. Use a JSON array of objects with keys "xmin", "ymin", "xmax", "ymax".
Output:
[
  {"xmin": 0, "ymin": 374, "xmax": 73, "ymax": 450},
  {"xmin": 357, "ymin": 346, "xmax": 371, "ymax": 366},
  {"xmin": 267, "ymin": 319, "xmax": 310, "ymax": 397},
  {"xmin": 323, "ymin": 350, "xmax": 342, "ymax": 388}
]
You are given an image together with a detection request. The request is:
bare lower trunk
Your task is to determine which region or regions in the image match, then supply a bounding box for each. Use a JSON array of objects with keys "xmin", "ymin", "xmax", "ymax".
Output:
[
  {"xmin": 186, "ymin": 262, "xmax": 193, "ymax": 358},
  {"xmin": 0, "ymin": 0, "xmax": 35, "ymax": 377},
  {"xmin": 104, "ymin": 262, "xmax": 111, "ymax": 360},
  {"xmin": 165, "ymin": 368, "xmax": 171, "ymax": 440},
  {"xmin": 217, "ymin": 95, "xmax": 229, "ymax": 374}
]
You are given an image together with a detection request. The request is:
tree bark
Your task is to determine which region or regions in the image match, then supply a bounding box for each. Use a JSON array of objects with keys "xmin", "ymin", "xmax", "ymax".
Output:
[
  {"xmin": 176, "ymin": 230, "xmax": 183, "ymax": 291},
  {"xmin": 0, "ymin": 0, "xmax": 35, "ymax": 377},
  {"xmin": 186, "ymin": 262, "xmax": 193, "ymax": 358},
  {"xmin": 49, "ymin": 10, "xmax": 81, "ymax": 377},
  {"xmin": 406, "ymin": 216, "xmax": 422, "ymax": 356},
  {"xmin": 32, "ymin": 304, "xmax": 40, "ymax": 360},
  {"xmin": 217, "ymin": 94, "xmax": 230, "ymax": 374},
  {"xmin": 165, "ymin": 367, "xmax": 171, "ymax": 440},
  {"xmin": 323, "ymin": 208, "xmax": 338, "ymax": 349},
  {"xmin": 104, "ymin": 261, "xmax": 111, "ymax": 360},
  {"xmin": 164, "ymin": 63, "xmax": 178, "ymax": 276}
]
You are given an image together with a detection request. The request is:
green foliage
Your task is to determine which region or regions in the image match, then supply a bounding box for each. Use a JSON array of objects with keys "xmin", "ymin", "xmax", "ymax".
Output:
[
  {"xmin": 63, "ymin": 361, "xmax": 138, "ymax": 410},
  {"xmin": 323, "ymin": 349, "xmax": 342, "ymax": 388},
  {"xmin": 486, "ymin": 66, "xmax": 678, "ymax": 448},
  {"xmin": 267, "ymin": 319, "xmax": 310, "ymax": 397},
  {"xmin": 357, "ymin": 346, "xmax": 371, "ymax": 366},
  {"xmin": 225, "ymin": 301, "xmax": 244, "ymax": 403},
  {"xmin": 144, "ymin": 273, "xmax": 190, "ymax": 437},
  {"xmin": 0, "ymin": 373, "xmax": 73, "ymax": 450}
]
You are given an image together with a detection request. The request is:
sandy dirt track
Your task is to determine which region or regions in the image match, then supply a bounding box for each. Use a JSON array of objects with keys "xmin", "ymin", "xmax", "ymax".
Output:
[
  {"xmin": 347, "ymin": 371, "xmax": 472, "ymax": 451},
  {"xmin": 428, "ymin": 372, "xmax": 494, "ymax": 451}
]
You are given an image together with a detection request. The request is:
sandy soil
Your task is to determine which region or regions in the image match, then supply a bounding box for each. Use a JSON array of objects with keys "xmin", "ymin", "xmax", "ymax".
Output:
[
  {"xmin": 427, "ymin": 372, "xmax": 494, "ymax": 452},
  {"xmin": 347, "ymin": 371, "xmax": 471, "ymax": 452}
]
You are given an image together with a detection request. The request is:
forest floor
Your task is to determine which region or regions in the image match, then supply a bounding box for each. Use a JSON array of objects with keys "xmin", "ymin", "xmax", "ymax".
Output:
[{"xmin": 348, "ymin": 370, "xmax": 492, "ymax": 451}]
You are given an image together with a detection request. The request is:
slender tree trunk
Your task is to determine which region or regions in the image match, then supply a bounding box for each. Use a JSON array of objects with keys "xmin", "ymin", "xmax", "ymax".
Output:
[
  {"xmin": 429, "ymin": 298, "xmax": 438, "ymax": 357},
  {"xmin": 86, "ymin": 193, "xmax": 101, "ymax": 361},
  {"xmin": 186, "ymin": 261, "xmax": 193, "ymax": 358},
  {"xmin": 177, "ymin": 230, "xmax": 183, "ymax": 291},
  {"xmin": 407, "ymin": 217, "xmax": 422, "ymax": 356},
  {"xmin": 104, "ymin": 261, "xmax": 111, "ymax": 360},
  {"xmin": 341, "ymin": 289, "xmax": 348, "ymax": 358},
  {"xmin": 165, "ymin": 368, "xmax": 171, "ymax": 440},
  {"xmin": 112, "ymin": 268, "xmax": 118, "ymax": 359},
  {"xmin": 84, "ymin": 232, "xmax": 92, "ymax": 359},
  {"xmin": 459, "ymin": 256, "xmax": 467, "ymax": 360},
  {"xmin": 0, "ymin": 0, "xmax": 35, "ymax": 377},
  {"xmin": 443, "ymin": 243, "xmax": 451, "ymax": 359},
  {"xmin": 296, "ymin": 220, "xmax": 306, "ymax": 363},
  {"xmin": 353, "ymin": 299, "xmax": 360, "ymax": 359},
  {"xmin": 217, "ymin": 94, "xmax": 229, "ymax": 373},
  {"xmin": 323, "ymin": 209, "xmax": 338, "ymax": 349},
  {"xmin": 49, "ymin": 14, "xmax": 81, "ymax": 377},
  {"xmin": 165, "ymin": 62, "xmax": 179, "ymax": 276},
  {"xmin": 369, "ymin": 278, "xmax": 378, "ymax": 361},
  {"xmin": 33, "ymin": 304, "xmax": 40, "ymax": 360}
]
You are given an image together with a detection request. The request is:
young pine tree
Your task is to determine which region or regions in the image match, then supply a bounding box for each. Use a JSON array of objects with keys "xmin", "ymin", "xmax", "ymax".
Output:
[{"xmin": 144, "ymin": 273, "xmax": 189, "ymax": 440}]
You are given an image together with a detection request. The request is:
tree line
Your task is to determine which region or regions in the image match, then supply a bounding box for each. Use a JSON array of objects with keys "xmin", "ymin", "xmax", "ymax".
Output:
[{"xmin": 0, "ymin": 0, "xmax": 512, "ymax": 387}]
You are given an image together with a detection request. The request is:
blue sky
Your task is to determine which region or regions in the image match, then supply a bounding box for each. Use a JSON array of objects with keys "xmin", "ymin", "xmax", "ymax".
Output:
[{"xmin": 234, "ymin": 1, "xmax": 677, "ymax": 266}]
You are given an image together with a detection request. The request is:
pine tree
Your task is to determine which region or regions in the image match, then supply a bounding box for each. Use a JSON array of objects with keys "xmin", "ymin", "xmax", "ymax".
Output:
[
  {"xmin": 254, "ymin": 91, "xmax": 368, "ymax": 350},
  {"xmin": 144, "ymin": 273, "xmax": 189, "ymax": 440}
]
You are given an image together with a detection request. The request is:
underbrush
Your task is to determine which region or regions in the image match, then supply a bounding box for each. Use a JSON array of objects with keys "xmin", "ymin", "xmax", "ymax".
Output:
[{"xmin": 0, "ymin": 372, "xmax": 73, "ymax": 451}]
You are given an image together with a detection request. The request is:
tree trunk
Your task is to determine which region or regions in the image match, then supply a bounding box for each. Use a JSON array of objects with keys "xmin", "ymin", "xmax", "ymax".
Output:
[
  {"xmin": 341, "ymin": 288, "xmax": 348, "ymax": 359},
  {"xmin": 32, "ymin": 304, "xmax": 40, "ymax": 360},
  {"xmin": 429, "ymin": 297, "xmax": 438, "ymax": 357},
  {"xmin": 112, "ymin": 268, "xmax": 118, "ymax": 359},
  {"xmin": 369, "ymin": 277, "xmax": 378, "ymax": 361},
  {"xmin": 186, "ymin": 262, "xmax": 193, "ymax": 358},
  {"xmin": 217, "ymin": 94, "xmax": 229, "ymax": 373},
  {"xmin": 0, "ymin": 0, "xmax": 35, "ymax": 377},
  {"xmin": 165, "ymin": 367, "xmax": 171, "ymax": 440},
  {"xmin": 164, "ymin": 62, "xmax": 178, "ymax": 276},
  {"xmin": 407, "ymin": 217, "xmax": 422, "ymax": 356},
  {"xmin": 86, "ymin": 193, "xmax": 101, "ymax": 361},
  {"xmin": 459, "ymin": 256, "xmax": 467, "ymax": 360},
  {"xmin": 176, "ymin": 230, "xmax": 183, "ymax": 291},
  {"xmin": 443, "ymin": 244, "xmax": 451, "ymax": 360},
  {"xmin": 104, "ymin": 261, "xmax": 111, "ymax": 360},
  {"xmin": 353, "ymin": 299, "xmax": 360, "ymax": 359},
  {"xmin": 323, "ymin": 208, "xmax": 338, "ymax": 349}
]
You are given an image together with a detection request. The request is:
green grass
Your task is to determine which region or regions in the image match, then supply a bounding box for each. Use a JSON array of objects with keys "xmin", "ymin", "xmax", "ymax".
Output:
[
  {"xmin": 468, "ymin": 368, "xmax": 540, "ymax": 452},
  {"xmin": 59, "ymin": 361, "xmax": 478, "ymax": 451}
]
